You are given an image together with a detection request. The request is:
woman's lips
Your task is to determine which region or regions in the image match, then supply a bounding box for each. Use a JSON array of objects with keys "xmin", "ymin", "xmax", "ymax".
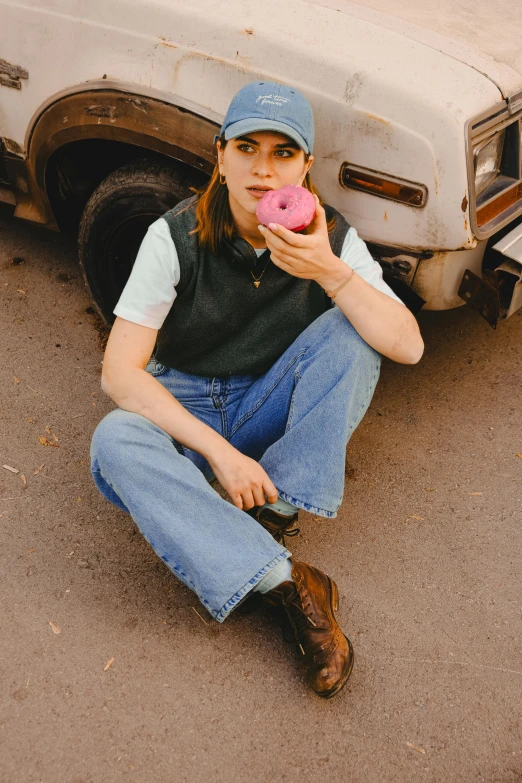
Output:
[{"xmin": 247, "ymin": 187, "xmax": 273, "ymax": 200}]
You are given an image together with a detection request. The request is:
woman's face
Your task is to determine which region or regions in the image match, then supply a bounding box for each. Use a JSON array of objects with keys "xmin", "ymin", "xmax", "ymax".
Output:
[{"xmin": 217, "ymin": 130, "xmax": 313, "ymax": 224}]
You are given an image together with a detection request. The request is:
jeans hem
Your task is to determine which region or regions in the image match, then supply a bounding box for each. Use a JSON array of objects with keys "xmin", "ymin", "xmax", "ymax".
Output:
[
  {"xmin": 278, "ymin": 490, "xmax": 338, "ymax": 519},
  {"xmin": 214, "ymin": 549, "xmax": 292, "ymax": 623}
]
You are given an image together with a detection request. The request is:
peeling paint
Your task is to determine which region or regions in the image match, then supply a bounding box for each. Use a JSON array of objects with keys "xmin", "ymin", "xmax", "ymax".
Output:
[
  {"xmin": 127, "ymin": 97, "xmax": 148, "ymax": 114},
  {"xmin": 85, "ymin": 105, "xmax": 120, "ymax": 120},
  {"xmin": 0, "ymin": 58, "xmax": 29, "ymax": 90},
  {"xmin": 461, "ymin": 194, "xmax": 468, "ymax": 212},
  {"xmin": 342, "ymin": 72, "xmax": 363, "ymax": 106}
]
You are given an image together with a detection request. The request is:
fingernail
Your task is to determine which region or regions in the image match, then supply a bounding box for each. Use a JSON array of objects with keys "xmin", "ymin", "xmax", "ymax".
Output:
[
  {"xmin": 268, "ymin": 223, "xmax": 278, "ymax": 231},
  {"xmin": 258, "ymin": 224, "xmax": 265, "ymax": 232}
]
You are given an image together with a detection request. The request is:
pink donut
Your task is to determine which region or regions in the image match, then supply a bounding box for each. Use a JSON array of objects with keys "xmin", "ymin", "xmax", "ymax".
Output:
[{"xmin": 256, "ymin": 185, "xmax": 316, "ymax": 232}]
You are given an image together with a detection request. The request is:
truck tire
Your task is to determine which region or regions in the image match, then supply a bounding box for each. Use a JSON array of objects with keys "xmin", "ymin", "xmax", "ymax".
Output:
[{"xmin": 78, "ymin": 157, "xmax": 207, "ymax": 324}]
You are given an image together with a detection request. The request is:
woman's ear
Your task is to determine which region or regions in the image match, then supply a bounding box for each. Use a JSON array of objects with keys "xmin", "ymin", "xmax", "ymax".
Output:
[
  {"xmin": 299, "ymin": 154, "xmax": 314, "ymax": 186},
  {"xmin": 216, "ymin": 139, "xmax": 224, "ymax": 172}
]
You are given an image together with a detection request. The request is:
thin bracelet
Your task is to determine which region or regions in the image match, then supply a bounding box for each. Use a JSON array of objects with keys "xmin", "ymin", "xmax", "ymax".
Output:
[{"xmin": 324, "ymin": 267, "xmax": 354, "ymax": 298}]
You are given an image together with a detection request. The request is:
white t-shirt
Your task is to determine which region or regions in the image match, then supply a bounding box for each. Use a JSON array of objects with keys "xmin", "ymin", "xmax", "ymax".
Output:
[{"xmin": 114, "ymin": 217, "xmax": 404, "ymax": 329}]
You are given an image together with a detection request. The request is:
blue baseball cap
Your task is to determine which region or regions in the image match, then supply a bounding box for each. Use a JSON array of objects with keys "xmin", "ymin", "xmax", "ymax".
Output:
[{"xmin": 216, "ymin": 81, "xmax": 314, "ymax": 154}]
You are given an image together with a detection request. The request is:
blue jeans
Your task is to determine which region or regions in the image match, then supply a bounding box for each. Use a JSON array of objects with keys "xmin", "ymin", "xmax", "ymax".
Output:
[{"xmin": 90, "ymin": 308, "xmax": 381, "ymax": 622}]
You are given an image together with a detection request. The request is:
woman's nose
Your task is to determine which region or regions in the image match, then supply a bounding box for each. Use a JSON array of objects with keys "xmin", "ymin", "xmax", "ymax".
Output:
[{"xmin": 251, "ymin": 153, "xmax": 273, "ymax": 178}]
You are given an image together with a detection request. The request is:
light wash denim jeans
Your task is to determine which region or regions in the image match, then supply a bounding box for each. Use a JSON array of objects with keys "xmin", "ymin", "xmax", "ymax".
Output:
[{"xmin": 90, "ymin": 307, "xmax": 381, "ymax": 622}]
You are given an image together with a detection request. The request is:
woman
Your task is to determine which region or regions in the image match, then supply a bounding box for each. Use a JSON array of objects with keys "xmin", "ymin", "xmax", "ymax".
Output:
[{"xmin": 90, "ymin": 81, "xmax": 424, "ymax": 699}]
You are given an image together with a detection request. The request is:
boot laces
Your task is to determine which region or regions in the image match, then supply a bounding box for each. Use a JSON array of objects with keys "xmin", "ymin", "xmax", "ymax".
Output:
[
  {"xmin": 255, "ymin": 508, "xmax": 300, "ymax": 547},
  {"xmin": 277, "ymin": 585, "xmax": 326, "ymax": 655},
  {"xmin": 274, "ymin": 524, "xmax": 300, "ymax": 547}
]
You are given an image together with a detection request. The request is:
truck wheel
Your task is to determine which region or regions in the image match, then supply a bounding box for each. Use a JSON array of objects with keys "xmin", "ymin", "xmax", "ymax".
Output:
[{"xmin": 78, "ymin": 157, "xmax": 207, "ymax": 324}]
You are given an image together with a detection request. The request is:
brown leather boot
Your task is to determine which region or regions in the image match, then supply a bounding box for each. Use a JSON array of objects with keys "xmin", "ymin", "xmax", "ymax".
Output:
[
  {"xmin": 263, "ymin": 561, "xmax": 354, "ymax": 698},
  {"xmin": 247, "ymin": 506, "xmax": 300, "ymax": 545}
]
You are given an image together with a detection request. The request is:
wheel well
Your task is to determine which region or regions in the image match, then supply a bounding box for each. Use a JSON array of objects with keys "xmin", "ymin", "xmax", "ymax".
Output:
[{"xmin": 45, "ymin": 139, "xmax": 208, "ymax": 232}]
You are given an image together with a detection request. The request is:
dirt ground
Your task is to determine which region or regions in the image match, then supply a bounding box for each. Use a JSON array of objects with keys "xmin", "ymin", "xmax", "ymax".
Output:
[{"xmin": 1, "ymin": 202, "xmax": 521, "ymax": 783}]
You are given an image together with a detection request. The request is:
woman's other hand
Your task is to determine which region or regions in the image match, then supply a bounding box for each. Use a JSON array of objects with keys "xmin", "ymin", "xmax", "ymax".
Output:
[{"xmin": 208, "ymin": 446, "xmax": 278, "ymax": 511}]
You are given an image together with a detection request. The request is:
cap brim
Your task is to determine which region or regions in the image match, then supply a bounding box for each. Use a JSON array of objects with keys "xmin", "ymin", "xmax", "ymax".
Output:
[{"xmin": 223, "ymin": 119, "xmax": 310, "ymax": 154}]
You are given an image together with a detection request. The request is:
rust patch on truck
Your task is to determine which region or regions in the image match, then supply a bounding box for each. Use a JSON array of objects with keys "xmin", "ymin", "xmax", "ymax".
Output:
[
  {"xmin": 85, "ymin": 105, "xmax": 120, "ymax": 121},
  {"xmin": 364, "ymin": 112, "xmax": 391, "ymax": 127},
  {"xmin": 461, "ymin": 194, "xmax": 468, "ymax": 212},
  {"xmin": 159, "ymin": 38, "xmax": 178, "ymax": 50}
]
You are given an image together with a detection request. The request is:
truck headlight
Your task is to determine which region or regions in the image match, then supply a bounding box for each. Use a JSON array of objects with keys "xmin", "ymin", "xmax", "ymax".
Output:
[{"xmin": 474, "ymin": 132, "xmax": 504, "ymax": 197}]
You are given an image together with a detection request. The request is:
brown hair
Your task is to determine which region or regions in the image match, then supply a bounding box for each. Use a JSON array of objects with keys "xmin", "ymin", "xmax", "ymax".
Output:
[{"xmin": 191, "ymin": 136, "xmax": 334, "ymax": 253}]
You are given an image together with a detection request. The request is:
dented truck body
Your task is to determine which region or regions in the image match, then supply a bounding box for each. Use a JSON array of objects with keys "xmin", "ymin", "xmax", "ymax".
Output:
[{"xmin": 2, "ymin": 0, "xmax": 522, "ymax": 324}]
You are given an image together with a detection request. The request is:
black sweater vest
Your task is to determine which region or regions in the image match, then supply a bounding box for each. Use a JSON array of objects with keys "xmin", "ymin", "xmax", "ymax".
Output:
[{"xmin": 154, "ymin": 196, "xmax": 350, "ymax": 377}]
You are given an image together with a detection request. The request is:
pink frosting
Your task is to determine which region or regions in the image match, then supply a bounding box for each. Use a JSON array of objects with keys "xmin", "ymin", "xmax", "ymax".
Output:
[{"xmin": 256, "ymin": 185, "xmax": 316, "ymax": 232}]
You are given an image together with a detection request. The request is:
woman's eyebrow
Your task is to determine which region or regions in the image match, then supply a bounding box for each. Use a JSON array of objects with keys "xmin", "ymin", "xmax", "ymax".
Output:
[
  {"xmin": 274, "ymin": 140, "xmax": 300, "ymax": 150},
  {"xmin": 235, "ymin": 135, "xmax": 260, "ymax": 145},
  {"xmin": 234, "ymin": 135, "xmax": 300, "ymax": 150}
]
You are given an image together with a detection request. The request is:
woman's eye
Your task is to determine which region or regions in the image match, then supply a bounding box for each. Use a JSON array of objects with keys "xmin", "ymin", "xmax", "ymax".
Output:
[
  {"xmin": 275, "ymin": 149, "xmax": 294, "ymax": 158},
  {"xmin": 238, "ymin": 144, "xmax": 255, "ymax": 153}
]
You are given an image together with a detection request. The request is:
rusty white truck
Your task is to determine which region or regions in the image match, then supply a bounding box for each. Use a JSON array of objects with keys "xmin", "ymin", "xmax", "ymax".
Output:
[{"xmin": 2, "ymin": 0, "xmax": 522, "ymax": 327}]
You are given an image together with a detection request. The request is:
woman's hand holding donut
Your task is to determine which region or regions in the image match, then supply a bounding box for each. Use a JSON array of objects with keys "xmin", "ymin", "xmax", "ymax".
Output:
[{"xmin": 258, "ymin": 195, "xmax": 349, "ymax": 289}]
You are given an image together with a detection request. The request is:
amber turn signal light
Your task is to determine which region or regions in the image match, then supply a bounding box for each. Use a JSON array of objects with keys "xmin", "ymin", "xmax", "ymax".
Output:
[
  {"xmin": 476, "ymin": 182, "xmax": 522, "ymax": 227},
  {"xmin": 339, "ymin": 163, "xmax": 427, "ymax": 208}
]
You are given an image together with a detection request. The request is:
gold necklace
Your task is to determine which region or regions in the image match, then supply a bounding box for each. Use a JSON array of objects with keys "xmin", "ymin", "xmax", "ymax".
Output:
[{"xmin": 250, "ymin": 255, "xmax": 271, "ymax": 288}]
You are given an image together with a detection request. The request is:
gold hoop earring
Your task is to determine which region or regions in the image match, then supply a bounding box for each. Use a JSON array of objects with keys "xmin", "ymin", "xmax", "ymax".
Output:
[{"xmin": 219, "ymin": 173, "xmax": 226, "ymax": 185}]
